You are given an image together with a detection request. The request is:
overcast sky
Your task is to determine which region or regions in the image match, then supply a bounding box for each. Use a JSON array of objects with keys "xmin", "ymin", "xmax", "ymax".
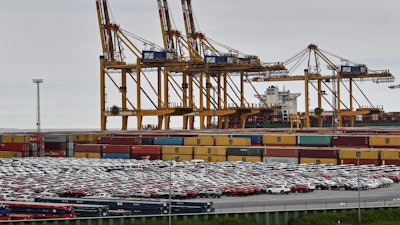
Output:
[{"xmin": 1, "ymin": 0, "xmax": 399, "ymax": 130}]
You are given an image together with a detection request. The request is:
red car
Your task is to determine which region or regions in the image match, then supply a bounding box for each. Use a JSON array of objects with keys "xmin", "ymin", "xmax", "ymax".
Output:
[{"xmin": 291, "ymin": 184, "xmax": 310, "ymax": 193}]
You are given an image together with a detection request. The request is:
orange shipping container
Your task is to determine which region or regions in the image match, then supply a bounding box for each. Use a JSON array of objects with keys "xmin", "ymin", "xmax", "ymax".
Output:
[
  {"xmin": 300, "ymin": 157, "xmax": 338, "ymax": 165},
  {"xmin": 0, "ymin": 151, "xmax": 23, "ymax": 158},
  {"xmin": 194, "ymin": 146, "xmax": 226, "ymax": 156},
  {"xmin": 369, "ymin": 136, "xmax": 400, "ymax": 148},
  {"xmin": 380, "ymin": 149, "xmax": 400, "ymax": 160},
  {"xmin": 193, "ymin": 155, "xmax": 226, "ymax": 162},
  {"xmin": 262, "ymin": 134, "xmax": 297, "ymax": 146},
  {"xmin": 1, "ymin": 135, "xmax": 29, "ymax": 144},
  {"xmin": 339, "ymin": 149, "xmax": 380, "ymax": 160},
  {"xmin": 214, "ymin": 137, "xmax": 251, "ymax": 146},
  {"xmin": 162, "ymin": 146, "xmax": 193, "ymax": 155},
  {"xmin": 162, "ymin": 154, "xmax": 193, "ymax": 162},
  {"xmin": 227, "ymin": 155, "xmax": 261, "ymax": 162},
  {"xmin": 73, "ymin": 152, "xmax": 102, "ymax": 158},
  {"xmin": 184, "ymin": 137, "xmax": 215, "ymax": 146}
]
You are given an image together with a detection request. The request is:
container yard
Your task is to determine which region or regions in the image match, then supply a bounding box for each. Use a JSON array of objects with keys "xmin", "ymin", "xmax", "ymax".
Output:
[{"xmin": 1, "ymin": 0, "xmax": 399, "ymax": 224}]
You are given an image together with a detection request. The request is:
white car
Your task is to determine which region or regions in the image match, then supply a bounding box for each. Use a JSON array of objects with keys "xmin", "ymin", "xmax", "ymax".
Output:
[
  {"xmin": 14, "ymin": 195, "xmax": 35, "ymax": 202},
  {"xmin": 266, "ymin": 185, "xmax": 291, "ymax": 194}
]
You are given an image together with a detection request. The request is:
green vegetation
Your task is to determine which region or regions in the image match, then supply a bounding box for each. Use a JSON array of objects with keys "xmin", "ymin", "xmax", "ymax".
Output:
[
  {"xmin": 288, "ymin": 208, "xmax": 400, "ymax": 225},
  {"xmin": 130, "ymin": 218, "xmax": 259, "ymax": 225}
]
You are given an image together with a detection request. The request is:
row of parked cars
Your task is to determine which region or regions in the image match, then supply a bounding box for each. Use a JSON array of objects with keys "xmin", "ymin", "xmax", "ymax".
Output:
[{"xmin": 0, "ymin": 157, "xmax": 398, "ymax": 202}]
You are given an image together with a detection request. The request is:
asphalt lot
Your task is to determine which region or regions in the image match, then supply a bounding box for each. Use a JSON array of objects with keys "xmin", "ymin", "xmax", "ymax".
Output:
[{"xmin": 209, "ymin": 183, "xmax": 400, "ymax": 213}]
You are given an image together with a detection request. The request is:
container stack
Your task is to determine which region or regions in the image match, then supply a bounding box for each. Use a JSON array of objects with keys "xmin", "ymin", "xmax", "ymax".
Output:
[
  {"xmin": 299, "ymin": 147, "xmax": 339, "ymax": 165},
  {"xmin": 226, "ymin": 147, "xmax": 263, "ymax": 162},
  {"xmin": 102, "ymin": 145, "xmax": 131, "ymax": 159},
  {"xmin": 193, "ymin": 146, "xmax": 227, "ymax": 162},
  {"xmin": 43, "ymin": 134, "xmax": 73, "ymax": 157},
  {"xmin": 0, "ymin": 135, "xmax": 30, "ymax": 158},
  {"xmin": 73, "ymin": 144, "xmax": 102, "ymax": 158},
  {"xmin": 161, "ymin": 146, "xmax": 193, "ymax": 161}
]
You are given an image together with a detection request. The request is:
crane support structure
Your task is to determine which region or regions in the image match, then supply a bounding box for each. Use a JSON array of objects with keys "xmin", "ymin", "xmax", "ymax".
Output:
[
  {"xmin": 246, "ymin": 44, "xmax": 395, "ymax": 128},
  {"xmin": 96, "ymin": 1, "xmax": 394, "ymax": 130},
  {"xmin": 96, "ymin": 0, "xmax": 285, "ymax": 130}
]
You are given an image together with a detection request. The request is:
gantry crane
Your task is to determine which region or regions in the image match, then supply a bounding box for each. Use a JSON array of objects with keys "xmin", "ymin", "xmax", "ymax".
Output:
[
  {"xmin": 180, "ymin": 0, "xmax": 286, "ymax": 129},
  {"xmin": 245, "ymin": 44, "xmax": 395, "ymax": 128},
  {"xmin": 96, "ymin": 0, "xmax": 285, "ymax": 130}
]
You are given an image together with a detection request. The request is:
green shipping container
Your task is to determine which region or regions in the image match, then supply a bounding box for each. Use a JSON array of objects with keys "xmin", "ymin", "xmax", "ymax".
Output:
[
  {"xmin": 226, "ymin": 147, "xmax": 263, "ymax": 156},
  {"xmin": 297, "ymin": 135, "xmax": 332, "ymax": 147}
]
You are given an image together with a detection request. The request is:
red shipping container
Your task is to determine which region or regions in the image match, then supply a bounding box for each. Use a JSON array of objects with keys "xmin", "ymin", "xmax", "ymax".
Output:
[
  {"xmin": 0, "ymin": 143, "xmax": 29, "ymax": 152},
  {"xmin": 131, "ymin": 145, "xmax": 162, "ymax": 155},
  {"xmin": 131, "ymin": 153, "xmax": 161, "ymax": 160},
  {"xmin": 263, "ymin": 147, "xmax": 299, "ymax": 157},
  {"xmin": 109, "ymin": 137, "xmax": 142, "ymax": 145},
  {"xmin": 44, "ymin": 150, "xmax": 66, "ymax": 157},
  {"xmin": 45, "ymin": 142, "xmax": 66, "ymax": 150},
  {"xmin": 340, "ymin": 158, "xmax": 380, "ymax": 166},
  {"xmin": 97, "ymin": 136, "xmax": 112, "ymax": 144},
  {"xmin": 28, "ymin": 135, "xmax": 44, "ymax": 143},
  {"xmin": 381, "ymin": 160, "xmax": 400, "ymax": 166},
  {"xmin": 74, "ymin": 144, "xmax": 103, "ymax": 153},
  {"xmin": 102, "ymin": 145, "xmax": 131, "ymax": 154},
  {"xmin": 299, "ymin": 147, "xmax": 339, "ymax": 158},
  {"xmin": 331, "ymin": 135, "xmax": 369, "ymax": 147},
  {"xmin": 140, "ymin": 133, "xmax": 168, "ymax": 137}
]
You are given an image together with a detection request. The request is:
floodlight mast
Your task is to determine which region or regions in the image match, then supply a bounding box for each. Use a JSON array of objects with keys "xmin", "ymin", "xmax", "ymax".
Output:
[{"xmin": 32, "ymin": 79, "xmax": 44, "ymax": 133}]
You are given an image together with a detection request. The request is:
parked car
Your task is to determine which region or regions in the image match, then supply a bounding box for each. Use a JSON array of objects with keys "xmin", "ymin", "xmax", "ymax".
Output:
[
  {"xmin": 266, "ymin": 185, "xmax": 290, "ymax": 194},
  {"xmin": 291, "ymin": 184, "xmax": 310, "ymax": 193}
]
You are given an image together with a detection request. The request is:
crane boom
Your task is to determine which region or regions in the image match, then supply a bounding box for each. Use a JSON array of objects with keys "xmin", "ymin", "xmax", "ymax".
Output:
[
  {"xmin": 157, "ymin": 0, "xmax": 176, "ymax": 50},
  {"xmin": 96, "ymin": 0, "xmax": 119, "ymax": 62}
]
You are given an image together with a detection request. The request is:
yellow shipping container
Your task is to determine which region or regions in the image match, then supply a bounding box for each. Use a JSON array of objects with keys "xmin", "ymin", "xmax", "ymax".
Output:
[
  {"xmin": 194, "ymin": 146, "xmax": 227, "ymax": 156},
  {"xmin": 369, "ymin": 136, "xmax": 400, "ymax": 147},
  {"xmin": 262, "ymin": 134, "xmax": 297, "ymax": 146},
  {"xmin": 194, "ymin": 155, "xmax": 226, "ymax": 162},
  {"xmin": 162, "ymin": 154, "xmax": 193, "ymax": 162},
  {"xmin": 1, "ymin": 135, "xmax": 29, "ymax": 144},
  {"xmin": 162, "ymin": 146, "xmax": 193, "ymax": 155},
  {"xmin": 197, "ymin": 134, "xmax": 229, "ymax": 139},
  {"xmin": 227, "ymin": 155, "xmax": 261, "ymax": 162},
  {"xmin": 214, "ymin": 137, "xmax": 251, "ymax": 146},
  {"xmin": 184, "ymin": 137, "xmax": 215, "ymax": 146},
  {"xmin": 300, "ymin": 157, "xmax": 338, "ymax": 165},
  {"xmin": 339, "ymin": 149, "xmax": 380, "ymax": 160},
  {"xmin": 380, "ymin": 149, "xmax": 400, "ymax": 160},
  {"xmin": 0, "ymin": 151, "xmax": 23, "ymax": 158},
  {"xmin": 73, "ymin": 152, "xmax": 102, "ymax": 158}
]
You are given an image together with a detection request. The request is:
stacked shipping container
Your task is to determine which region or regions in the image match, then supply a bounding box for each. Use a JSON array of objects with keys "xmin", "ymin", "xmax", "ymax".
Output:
[{"xmin": 2, "ymin": 130, "xmax": 400, "ymax": 166}]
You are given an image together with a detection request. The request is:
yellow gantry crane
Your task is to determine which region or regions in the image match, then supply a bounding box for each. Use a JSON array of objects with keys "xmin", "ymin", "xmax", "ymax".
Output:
[
  {"xmin": 96, "ymin": 0, "xmax": 285, "ymax": 130},
  {"xmin": 245, "ymin": 44, "xmax": 395, "ymax": 128}
]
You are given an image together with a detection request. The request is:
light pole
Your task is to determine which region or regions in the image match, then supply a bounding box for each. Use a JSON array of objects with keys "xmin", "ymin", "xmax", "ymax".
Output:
[
  {"xmin": 168, "ymin": 159, "xmax": 172, "ymax": 225},
  {"xmin": 32, "ymin": 79, "xmax": 44, "ymax": 133},
  {"xmin": 356, "ymin": 151, "xmax": 361, "ymax": 224}
]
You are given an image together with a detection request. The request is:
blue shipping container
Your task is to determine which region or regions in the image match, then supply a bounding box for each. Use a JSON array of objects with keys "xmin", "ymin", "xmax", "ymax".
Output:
[
  {"xmin": 154, "ymin": 137, "xmax": 184, "ymax": 145},
  {"xmin": 102, "ymin": 153, "xmax": 131, "ymax": 159}
]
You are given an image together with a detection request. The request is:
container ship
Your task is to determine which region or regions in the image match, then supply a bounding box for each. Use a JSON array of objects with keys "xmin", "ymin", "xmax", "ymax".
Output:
[{"xmin": 230, "ymin": 86, "xmax": 400, "ymax": 128}]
